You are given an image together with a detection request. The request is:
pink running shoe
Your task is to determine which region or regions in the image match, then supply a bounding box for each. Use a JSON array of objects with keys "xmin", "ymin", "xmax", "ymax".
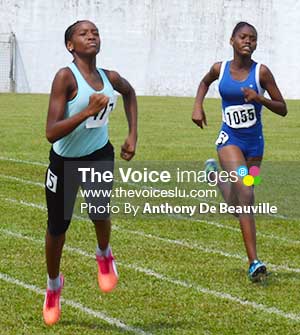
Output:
[
  {"xmin": 96, "ymin": 248, "xmax": 118, "ymax": 293},
  {"xmin": 43, "ymin": 274, "xmax": 64, "ymax": 325}
]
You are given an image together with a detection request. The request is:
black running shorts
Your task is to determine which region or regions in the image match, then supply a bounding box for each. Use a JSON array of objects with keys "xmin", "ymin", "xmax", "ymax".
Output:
[{"xmin": 45, "ymin": 141, "xmax": 114, "ymax": 236}]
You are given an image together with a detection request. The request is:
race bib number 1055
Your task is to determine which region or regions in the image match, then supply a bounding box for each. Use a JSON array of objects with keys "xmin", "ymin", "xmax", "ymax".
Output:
[
  {"xmin": 223, "ymin": 104, "xmax": 257, "ymax": 129},
  {"xmin": 86, "ymin": 94, "xmax": 117, "ymax": 129}
]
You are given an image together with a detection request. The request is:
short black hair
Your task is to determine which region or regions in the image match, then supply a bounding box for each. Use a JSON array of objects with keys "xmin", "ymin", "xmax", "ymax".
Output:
[
  {"xmin": 64, "ymin": 20, "xmax": 87, "ymax": 47},
  {"xmin": 231, "ymin": 22, "xmax": 257, "ymax": 38}
]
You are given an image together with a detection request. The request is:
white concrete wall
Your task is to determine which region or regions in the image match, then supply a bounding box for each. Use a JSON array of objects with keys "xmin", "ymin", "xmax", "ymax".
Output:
[{"xmin": 0, "ymin": 0, "xmax": 299, "ymax": 98}]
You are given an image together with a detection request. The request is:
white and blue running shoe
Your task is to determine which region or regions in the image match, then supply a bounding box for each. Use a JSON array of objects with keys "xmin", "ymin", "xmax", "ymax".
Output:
[
  {"xmin": 204, "ymin": 159, "xmax": 218, "ymax": 175},
  {"xmin": 204, "ymin": 159, "xmax": 218, "ymax": 183},
  {"xmin": 248, "ymin": 259, "xmax": 267, "ymax": 282}
]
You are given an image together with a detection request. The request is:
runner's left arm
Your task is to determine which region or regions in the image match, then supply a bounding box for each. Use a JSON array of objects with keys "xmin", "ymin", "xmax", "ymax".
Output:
[{"xmin": 106, "ymin": 70, "xmax": 138, "ymax": 161}]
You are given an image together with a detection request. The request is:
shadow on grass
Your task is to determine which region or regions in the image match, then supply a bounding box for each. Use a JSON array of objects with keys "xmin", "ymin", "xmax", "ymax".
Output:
[
  {"xmin": 128, "ymin": 320, "xmax": 194, "ymax": 333},
  {"xmin": 59, "ymin": 319, "xmax": 192, "ymax": 334},
  {"xmin": 60, "ymin": 319, "xmax": 131, "ymax": 333}
]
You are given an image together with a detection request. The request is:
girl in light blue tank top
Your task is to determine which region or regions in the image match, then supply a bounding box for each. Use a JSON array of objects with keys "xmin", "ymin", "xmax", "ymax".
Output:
[
  {"xmin": 53, "ymin": 62, "xmax": 115, "ymax": 157},
  {"xmin": 43, "ymin": 20, "xmax": 137, "ymax": 324}
]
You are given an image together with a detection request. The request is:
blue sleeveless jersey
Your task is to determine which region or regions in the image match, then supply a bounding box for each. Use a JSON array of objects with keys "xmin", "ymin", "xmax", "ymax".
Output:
[
  {"xmin": 53, "ymin": 63, "xmax": 115, "ymax": 158},
  {"xmin": 218, "ymin": 60, "xmax": 264, "ymax": 136}
]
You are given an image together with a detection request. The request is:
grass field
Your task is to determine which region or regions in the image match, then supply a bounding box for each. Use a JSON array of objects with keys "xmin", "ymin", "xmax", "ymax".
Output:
[{"xmin": 0, "ymin": 93, "xmax": 300, "ymax": 335}]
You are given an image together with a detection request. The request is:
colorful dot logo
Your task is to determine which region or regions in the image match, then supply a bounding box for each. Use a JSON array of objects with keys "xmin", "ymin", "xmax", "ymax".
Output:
[
  {"xmin": 237, "ymin": 165, "xmax": 248, "ymax": 177},
  {"xmin": 236, "ymin": 165, "xmax": 261, "ymax": 186}
]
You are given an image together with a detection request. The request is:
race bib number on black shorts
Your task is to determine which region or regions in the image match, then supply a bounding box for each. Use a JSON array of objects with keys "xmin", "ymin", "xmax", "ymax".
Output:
[
  {"xmin": 46, "ymin": 168, "xmax": 58, "ymax": 193},
  {"xmin": 86, "ymin": 94, "xmax": 117, "ymax": 129},
  {"xmin": 223, "ymin": 104, "xmax": 257, "ymax": 129}
]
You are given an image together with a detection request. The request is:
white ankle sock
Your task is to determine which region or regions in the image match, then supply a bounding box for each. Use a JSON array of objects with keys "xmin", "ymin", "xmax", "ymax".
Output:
[
  {"xmin": 96, "ymin": 245, "xmax": 110, "ymax": 257},
  {"xmin": 47, "ymin": 274, "xmax": 61, "ymax": 291}
]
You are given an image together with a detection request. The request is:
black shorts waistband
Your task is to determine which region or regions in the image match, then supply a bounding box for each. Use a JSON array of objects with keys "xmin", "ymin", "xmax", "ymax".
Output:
[{"xmin": 49, "ymin": 141, "xmax": 114, "ymax": 163}]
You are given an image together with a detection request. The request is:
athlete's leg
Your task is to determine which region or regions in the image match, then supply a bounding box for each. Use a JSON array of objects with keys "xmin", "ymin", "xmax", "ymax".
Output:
[
  {"xmin": 44, "ymin": 184, "xmax": 70, "ymax": 326},
  {"xmin": 88, "ymin": 178, "xmax": 117, "ymax": 293},
  {"xmin": 43, "ymin": 151, "xmax": 79, "ymax": 325},
  {"xmin": 45, "ymin": 231, "xmax": 65, "ymax": 279},
  {"xmin": 83, "ymin": 142, "xmax": 117, "ymax": 292},
  {"xmin": 94, "ymin": 218, "xmax": 111, "ymax": 251},
  {"xmin": 84, "ymin": 141, "xmax": 115, "ymax": 249},
  {"xmin": 45, "ymin": 164, "xmax": 78, "ymax": 280},
  {"xmin": 209, "ymin": 146, "xmax": 240, "ymax": 217},
  {"xmin": 217, "ymin": 145, "xmax": 262, "ymax": 263}
]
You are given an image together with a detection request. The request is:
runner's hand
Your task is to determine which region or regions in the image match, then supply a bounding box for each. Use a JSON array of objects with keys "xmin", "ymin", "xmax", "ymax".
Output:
[
  {"xmin": 242, "ymin": 87, "xmax": 259, "ymax": 103},
  {"xmin": 86, "ymin": 93, "xmax": 109, "ymax": 117},
  {"xmin": 192, "ymin": 109, "xmax": 207, "ymax": 129},
  {"xmin": 121, "ymin": 135, "xmax": 136, "ymax": 161}
]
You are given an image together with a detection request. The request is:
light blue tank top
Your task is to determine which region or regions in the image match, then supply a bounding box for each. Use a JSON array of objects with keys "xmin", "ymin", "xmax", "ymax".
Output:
[
  {"xmin": 218, "ymin": 60, "xmax": 264, "ymax": 136},
  {"xmin": 53, "ymin": 62, "xmax": 115, "ymax": 157}
]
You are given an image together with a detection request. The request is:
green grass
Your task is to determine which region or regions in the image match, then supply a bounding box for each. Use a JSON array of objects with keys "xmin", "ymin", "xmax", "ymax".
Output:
[{"xmin": 0, "ymin": 93, "xmax": 300, "ymax": 335}]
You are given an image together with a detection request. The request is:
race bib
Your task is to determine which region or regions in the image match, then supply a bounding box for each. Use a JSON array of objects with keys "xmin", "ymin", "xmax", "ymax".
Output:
[
  {"xmin": 215, "ymin": 130, "xmax": 229, "ymax": 145},
  {"xmin": 223, "ymin": 104, "xmax": 257, "ymax": 129},
  {"xmin": 86, "ymin": 95, "xmax": 117, "ymax": 129},
  {"xmin": 46, "ymin": 168, "xmax": 58, "ymax": 193}
]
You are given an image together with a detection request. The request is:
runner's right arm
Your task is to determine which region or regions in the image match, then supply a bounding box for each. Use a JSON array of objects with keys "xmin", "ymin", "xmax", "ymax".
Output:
[{"xmin": 192, "ymin": 62, "xmax": 221, "ymax": 129}]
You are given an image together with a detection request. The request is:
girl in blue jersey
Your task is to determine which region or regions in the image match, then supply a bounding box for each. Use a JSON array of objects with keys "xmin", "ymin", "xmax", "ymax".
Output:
[
  {"xmin": 43, "ymin": 20, "xmax": 137, "ymax": 325},
  {"xmin": 192, "ymin": 22, "xmax": 287, "ymax": 282}
]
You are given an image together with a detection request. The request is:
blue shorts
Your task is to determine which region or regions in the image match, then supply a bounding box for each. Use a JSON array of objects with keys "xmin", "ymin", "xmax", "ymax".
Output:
[{"xmin": 215, "ymin": 125, "xmax": 264, "ymax": 158}]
